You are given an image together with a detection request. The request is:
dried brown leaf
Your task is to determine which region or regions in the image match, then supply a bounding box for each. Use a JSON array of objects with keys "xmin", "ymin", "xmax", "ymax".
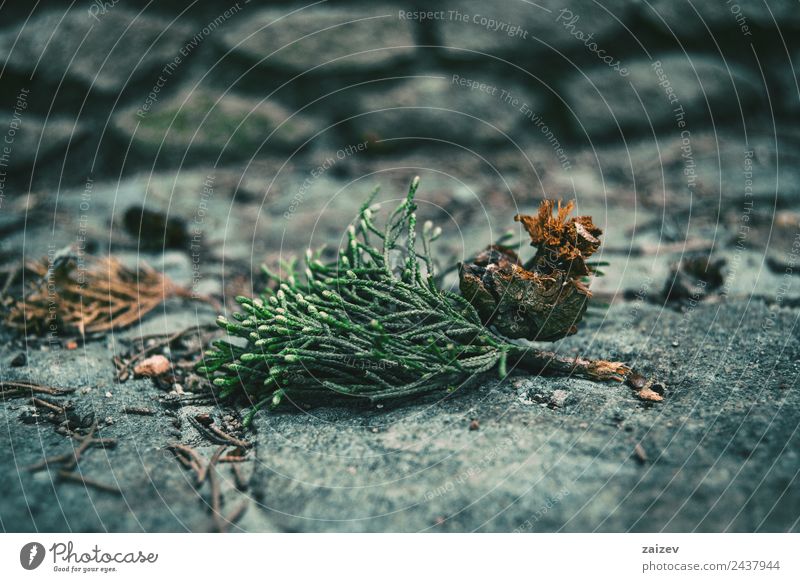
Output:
[{"xmin": 4, "ymin": 252, "xmax": 194, "ymax": 336}]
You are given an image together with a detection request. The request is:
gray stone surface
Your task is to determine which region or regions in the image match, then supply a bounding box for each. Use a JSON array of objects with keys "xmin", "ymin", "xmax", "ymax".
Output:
[
  {"xmin": 351, "ymin": 75, "xmax": 541, "ymax": 146},
  {"xmin": 113, "ymin": 89, "xmax": 318, "ymax": 159},
  {"xmin": 6, "ymin": 116, "xmax": 88, "ymax": 167},
  {"xmin": 249, "ymin": 299, "xmax": 799, "ymax": 532},
  {"xmin": 218, "ymin": 6, "xmax": 416, "ymax": 72},
  {"xmin": 0, "ymin": 2, "xmax": 795, "ymax": 187},
  {"xmin": 0, "ymin": 9, "xmax": 192, "ymax": 93},
  {"xmin": 775, "ymin": 50, "xmax": 800, "ymax": 114},
  {"xmin": 437, "ymin": 0, "xmax": 635, "ymax": 57},
  {"xmin": 642, "ymin": 0, "xmax": 800, "ymax": 36},
  {"xmin": 2, "ymin": 162, "xmax": 799, "ymax": 532},
  {"xmin": 1, "ymin": 0, "xmax": 798, "ymax": 534},
  {"xmin": 2, "ymin": 297, "xmax": 797, "ymax": 532},
  {"xmin": 564, "ymin": 56, "xmax": 763, "ymax": 136}
]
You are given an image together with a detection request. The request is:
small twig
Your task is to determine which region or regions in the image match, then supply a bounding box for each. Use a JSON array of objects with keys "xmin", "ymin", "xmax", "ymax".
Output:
[
  {"xmin": 166, "ymin": 443, "xmax": 206, "ymax": 484},
  {"xmin": 167, "ymin": 443, "xmax": 204, "ymax": 465},
  {"xmin": 0, "ymin": 381, "xmax": 77, "ymax": 397},
  {"xmin": 207, "ymin": 425, "xmax": 252, "ymax": 449},
  {"xmin": 173, "ymin": 454, "xmax": 195, "ymax": 472},
  {"xmin": 91, "ymin": 438, "xmax": 118, "ymax": 449},
  {"xmin": 176, "ymin": 393, "xmax": 217, "ymax": 405},
  {"xmin": 515, "ymin": 350, "xmax": 664, "ymax": 402},
  {"xmin": 122, "ymin": 406, "xmax": 155, "ymax": 416},
  {"xmin": 168, "ymin": 442, "xmax": 249, "ymax": 532},
  {"xmin": 113, "ymin": 356, "xmax": 130, "ymax": 382},
  {"xmin": 62, "ymin": 423, "xmax": 98, "ymax": 471},
  {"xmin": 188, "ymin": 416, "xmax": 252, "ymax": 449},
  {"xmin": 31, "ymin": 397, "xmax": 65, "ymax": 414},
  {"xmin": 168, "ymin": 448, "xmax": 198, "ymax": 474},
  {"xmin": 25, "ymin": 453, "xmax": 71, "ymax": 472},
  {"xmin": 26, "ymin": 423, "xmax": 99, "ymax": 472},
  {"xmin": 58, "ymin": 470, "xmax": 122, "ymax": 495},
  {"xmin": 218, "ymin": 455, "xmax": 248, "ymax": 463}
]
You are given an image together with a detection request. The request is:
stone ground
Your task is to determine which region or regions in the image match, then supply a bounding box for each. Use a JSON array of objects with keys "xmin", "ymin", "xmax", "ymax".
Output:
[{"xmin": 1, "ymin": 153, "xmax": 798, "ymax": 532}]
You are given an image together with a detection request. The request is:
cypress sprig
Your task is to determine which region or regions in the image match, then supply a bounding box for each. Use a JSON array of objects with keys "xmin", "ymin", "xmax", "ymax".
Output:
[{"xmin": 199, "ymin": 177, "xmax": 662, "ymax": 425}]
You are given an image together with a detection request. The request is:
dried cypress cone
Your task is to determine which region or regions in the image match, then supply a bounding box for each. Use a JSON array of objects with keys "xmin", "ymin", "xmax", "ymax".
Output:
[{"xmin": 460, "ymin": 200, "xmax": 601, "ymax": 341}]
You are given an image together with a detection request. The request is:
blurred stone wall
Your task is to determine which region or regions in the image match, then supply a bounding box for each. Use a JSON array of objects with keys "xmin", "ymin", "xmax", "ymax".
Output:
[{"xmin": 0, "ymin": 0, "xmax": 797, "ymax": 190}]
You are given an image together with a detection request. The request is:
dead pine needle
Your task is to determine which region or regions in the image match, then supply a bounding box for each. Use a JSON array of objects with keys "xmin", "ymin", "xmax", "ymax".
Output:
[
  {"xmin": 166, "ymin": 443, "xmax": 207, "ymax": 485},
  {"xmin": 122, "ymin": 407, "xmax": 156, "ymax": 416},
  {"xmin": 58, "ymin": 470, "xmax": 122, "ymax": 495},
  {"xmin": 27, "ymin": 423, "xmax": 121, "ymax": 494},
  {"xmin": 1, "ymin": 381, "xmax": 77, "ymax": 398},
  {"xmin": 188, "ymin": 416, "xmax": 252, "ymax": 449},
  {"xmin": 31, "ymin": 397, "xmax": 65, "ymax": 414},
  {"xmin": 26, "ymin": 422, "xmax": 98, "ymax": 473}
]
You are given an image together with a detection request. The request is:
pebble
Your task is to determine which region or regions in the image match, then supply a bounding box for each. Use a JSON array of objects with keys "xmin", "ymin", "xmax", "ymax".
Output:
[
  {"xmin": 550, "ymin": 389, "xmax": 570, "ymax": 408},
  {"xmin": 626, "ymin": 372, "xmax": 648, "ymax": 390},
  {"xmin": 10, "ymin": 352, "xmax": 27, "ymax": 367},
  {"xmin": 133, "ymin": 355, "xmax": 171, "ymax": 377},
  {"xmin": 633, "ymin": 443, "xmax": 648, "ymax": 464}
]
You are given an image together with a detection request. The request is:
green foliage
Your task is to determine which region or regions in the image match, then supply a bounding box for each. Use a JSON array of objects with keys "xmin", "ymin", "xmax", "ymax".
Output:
[{"xmin": 198, "ymin": 177, "xmax": 520, "ymax": 425}]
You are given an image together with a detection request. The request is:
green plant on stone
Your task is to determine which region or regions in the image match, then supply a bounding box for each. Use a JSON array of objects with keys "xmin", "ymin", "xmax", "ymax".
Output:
[{"xmin": 199, "ymin": 177, "xmax": 662, "ymax": 426}]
